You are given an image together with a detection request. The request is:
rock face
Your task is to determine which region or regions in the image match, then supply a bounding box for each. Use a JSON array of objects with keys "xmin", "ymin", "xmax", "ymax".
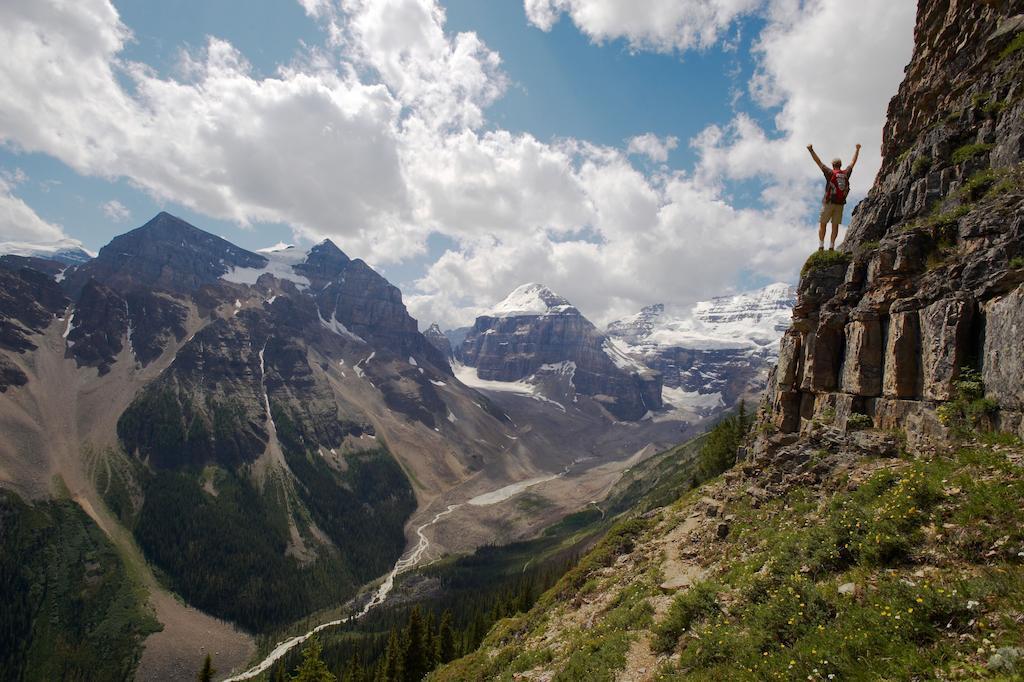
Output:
[
  {"xmin": 607, "ymin": 283, "xmax": 796, "ymax": 414},
  {"xmin": 424, "ymin": 323, "xmax": 453, "ymax": 359},
  {"xmin": 460, "ymin": 283, "xmax": 663, "ymax": 420},
  {"xmin": 302, "ymin": 241, "xmax": 451, "ymax": 371},
  {"xmin": 0, "ymin": 265, "xmax": 68, "ymax": 353},
  {"xmin": 762, "ymin": 2, "xmax": 1024, "ymax": 441},
  {"xmin": 66, "ymin": 212, "xmax": 265, "ymax": 295}
]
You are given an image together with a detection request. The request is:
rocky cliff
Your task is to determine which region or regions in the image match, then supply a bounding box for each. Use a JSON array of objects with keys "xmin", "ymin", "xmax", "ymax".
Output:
[
  {"xmin": 765, "ymin": 1, "xmax": 1024, "ymax": 444},
  {"xmin": 460, "ymin": 283, "xmax": 663, "ymax": 421}
]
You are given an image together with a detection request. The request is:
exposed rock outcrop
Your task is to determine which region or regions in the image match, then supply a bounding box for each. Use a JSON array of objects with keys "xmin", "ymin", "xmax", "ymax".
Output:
[
  {"xmin": 65, "ymin": 212, "xmax": 265, "ymax": 295},
  {"xmin": 0, "ymin": 264, "xmax": 68, "ymax": 353},
  {"xmin": 761, "ymin": 2, "xmax": 1024, "ymax": 443},
  {"xmin": 423, "ymin": 323, "xmax": 453, "ymax": 359},
  {"xmin": 461, "ymin": 284, "xmax": 662, "ymax": 421}
]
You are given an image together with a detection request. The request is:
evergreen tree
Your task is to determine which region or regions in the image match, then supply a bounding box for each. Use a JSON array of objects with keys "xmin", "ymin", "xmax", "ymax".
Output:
[
  {"xmin": 198, "ymin": 654, "xmax": 215, "ymax": 682},
  {"xmin": 342, "ymin": 651, "xmax": 367, "ymax": 682},
  {"xmin": 379, "ymin": 627, "xmax": 404, "ymax": 681},
  {"xmin": 423, "ymin": 610, "xmax": 437, "ymax": 669},
  {"xmin": 402, "ymin": 607, "xmax": 430, "ymax": 682},
  {"xmin": 292, "ymin": 636, "xmax": 336, "ymax": 682},
  {"xmin": 436, "ymin": 610, "xmax": 456, "ymax": 664}
]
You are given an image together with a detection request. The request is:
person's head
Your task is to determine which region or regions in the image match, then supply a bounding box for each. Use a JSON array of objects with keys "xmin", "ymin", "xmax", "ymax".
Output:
[{"xmin": 831, "ymin": 158, "xmax": 842, "ymax": 169}]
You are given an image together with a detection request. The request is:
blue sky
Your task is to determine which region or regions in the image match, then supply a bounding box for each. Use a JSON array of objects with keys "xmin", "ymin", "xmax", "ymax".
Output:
[{"xmin": 0, "ymin": 0, "xmax": 914, "ymax": 326}]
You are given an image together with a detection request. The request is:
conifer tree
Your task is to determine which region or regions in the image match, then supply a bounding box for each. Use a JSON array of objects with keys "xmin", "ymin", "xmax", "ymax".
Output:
[
  {"xmin": 423, "ymin": 610, "xmax": 437, "ymax": 669},
  {"xmin": 436, "ymin": 610, "xmax": 456, "ymax": 664},
  {"xmin": 292, "ymin": 636, "xmax": 337, "ymax": 682},
  {"xmin": 402, "ymin": 607, "xmax": 430, "ymax": 682},
  {"xmin": 197, "ymin": 654, "xmax": 215, "ymax": 682},
  {"xmin": 379, "ymin": 627, "xmax": 405, "ymax": 681}
]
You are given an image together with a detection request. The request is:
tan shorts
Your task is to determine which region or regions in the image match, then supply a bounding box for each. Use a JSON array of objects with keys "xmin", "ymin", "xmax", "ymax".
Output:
[{"xmin": 819, "ymin": 202, "xmax": 845, "ymax": 226}]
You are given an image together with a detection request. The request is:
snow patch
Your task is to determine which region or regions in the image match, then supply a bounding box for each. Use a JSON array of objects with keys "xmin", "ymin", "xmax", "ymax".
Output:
[
  {"xmin": 62, "ymin": 310, "xmax": 75, "ymax": 339},
  {"xmin": 430, "ymin": 380, "xmax": 446, "ymax": 387},
  {"xmin": 222, "ymin": 244, "xmax": 312, "ymax": 289},
  {"xmin": 452, "ymin": 362, "xmax": 566, "ymax": 412},
  {"xmin": 319, "ymin": 311, "xmax": 364, "ymax": 342},
  {"xmin": 486, "ymin": 283, "xmax": 574, "ymax": 318},
  {"xmin": 408, "ymin": 356, "xmax": 418, "ymax": 366},
  {"xmin": 602, "ymin": 338, "xmax": 648, "ymax": 372}
]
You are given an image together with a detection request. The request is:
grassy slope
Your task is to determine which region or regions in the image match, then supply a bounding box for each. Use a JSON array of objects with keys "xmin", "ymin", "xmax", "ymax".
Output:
[
  {"xmin": 0, "ymin": 490, "xmax": 160, "ymax": 682},
  {"xmin": 430, "ymin": 433, "xmax": 1024, "ymax": 681}
]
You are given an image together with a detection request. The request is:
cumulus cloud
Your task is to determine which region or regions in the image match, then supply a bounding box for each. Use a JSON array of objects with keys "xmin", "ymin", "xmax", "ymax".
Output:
[
  {"xmin": 626, "ymin": 133, "xmax": 679, "ymax": 163},
  {"xmin": 0, "ymin": 0, "xmax": 414, "ymax": 260},
  {"xmin": 524, "ymin": 0, "xmax": 762, "ymax": 53},
  {"xmin": 407, "ymin": 0, "xmax": 914, "ymax": 328},
  {"xmin": 0, "ymin": 0, "xmax": 914, "ymax": 330},
  {"xmin": 101, "ymin": 199, "xmax": 131, "ymax": 222},
  {"xmin": 0, "ymin": 173, "xmax": 67, "ymax": 242}
]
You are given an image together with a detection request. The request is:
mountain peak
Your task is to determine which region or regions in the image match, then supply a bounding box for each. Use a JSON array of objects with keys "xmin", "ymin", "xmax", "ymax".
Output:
[
  {"xmin": 487, "ymin": 283, "xmax": 575, "ymax": 318},
  {"xmin": 67, "ymin": 212, "xmax": 265, "ymax": 294}
]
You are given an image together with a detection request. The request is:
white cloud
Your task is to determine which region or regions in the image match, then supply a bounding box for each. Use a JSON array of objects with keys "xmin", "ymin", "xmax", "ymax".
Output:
[
  {"xmin": 101, "ymin": 199, "xmax": 131, "ymax": 222},
  {"xmin": 0, "ymin": 0, "xmax": 414, "ymax": 260},
  {"xmin": 0, "ymin": 0, "xmax": 914, "ymax": 331},
  {"xmin": 0, "ymin": 174, "xmax": 67, "ymax": 242},
  {"xmin": 339, "ymin": 0, "xmax": 507, "ymax": 130},
  {"xmin": 524, "ymin": 0, "xmax": 762, "ymax": 53},
  {"xmin": 626, "ymin": 133, "xmax": 679, "ymax": 163},
  {"xmin": 692, "ymin": 0, "xmax": 915, "ymax": 196}
]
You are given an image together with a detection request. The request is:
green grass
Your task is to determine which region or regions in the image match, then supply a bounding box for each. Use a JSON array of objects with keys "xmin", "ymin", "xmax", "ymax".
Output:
[
  {"xmin": 553, "ymin": 584, "xmax": 654, "ymax": 682},
  {"xmin": 801, "ymin": 249, "xmax": 851, "ymax": 276},
  {"xmin": 1010, "ymin": 256, "xmax": 1024, "ymax": 269},
  {"xmin": 911, "ymin": 155, "xmax": 932, "ymax": 178},
  {"xmin": 999, "ymin": 32, "xmax": 1024, "ymax": 61},
  {"xmin": 983, "ymin": 99, "xmax": 1008, "ymax": 117},
  {"xmin": 960, "ymin": 168, "xmax": 1000, "ymax": 201},
  {"xmin": 952, "ymin": 143, "xmax": 994, "ymax": 164},
  {"xmin": 653, "ymin": 444, "xmax": 1024, "ymax": 681},
  {"xmin": 653, "ymin": 582, "xmax": 720, "ymax": 653},
  {"xmin": 936, "ymin": 367, "xmax": 999, "ymax": 438},
  {"xmin": 845, "ymin": 413, "xmax": 873, "ymax": 431}
]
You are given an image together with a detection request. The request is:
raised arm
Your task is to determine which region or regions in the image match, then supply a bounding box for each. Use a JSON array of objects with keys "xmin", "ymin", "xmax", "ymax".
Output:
[
  {"xmin": 806, "ymin": 144, "xmax": 828, "ymax": 172},
  {"xmin": 848, "ymin": 143, "xmax": 862, "ymax": 171}
]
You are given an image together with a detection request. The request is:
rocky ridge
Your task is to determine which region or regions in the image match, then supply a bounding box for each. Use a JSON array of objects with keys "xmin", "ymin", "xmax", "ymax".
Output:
[
  {"xmin": 459, "ymin": 283, "xmax": 663, "ymax": 421},
  {"xmin": 764, "ymin": 1, "xmax": 1024, "ymax": 444}
]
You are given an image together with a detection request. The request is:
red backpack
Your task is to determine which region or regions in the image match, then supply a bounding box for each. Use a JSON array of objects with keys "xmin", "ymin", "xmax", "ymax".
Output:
[{"xmin": 826, "ymin": 169, "xmax": 850, "ymax": 204}]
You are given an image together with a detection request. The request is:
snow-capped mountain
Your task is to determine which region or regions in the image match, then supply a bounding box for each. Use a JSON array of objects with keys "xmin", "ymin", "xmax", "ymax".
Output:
[
  {"xmin": 458, "ymin": 283, "xmax": 662, "ymax": 421},
  {"xmin": 0, "ymin": 238, "xmax": 95, "ymax": 265},
  {"xmin": 486, "ymin": 283, "xmax": 577, "ymax": 317},
  {"xmin": 606, "ymin": 283, "xmax": 796, "ymax": 416},
  {"xmin": 608, "ymin": 283, "xmax": 795, "ymax": 352}
]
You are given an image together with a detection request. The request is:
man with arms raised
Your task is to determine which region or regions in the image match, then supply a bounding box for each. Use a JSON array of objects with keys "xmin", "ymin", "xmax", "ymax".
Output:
[{"xmin": 807, "ymin": 143, "xmax": 861, "ymax": 250}]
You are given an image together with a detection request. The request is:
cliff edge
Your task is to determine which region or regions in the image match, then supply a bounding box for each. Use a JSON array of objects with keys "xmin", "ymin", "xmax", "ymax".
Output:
[{"xmin": 764, "ymin": 0, "xmax": 1024, "ymax": 445}]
